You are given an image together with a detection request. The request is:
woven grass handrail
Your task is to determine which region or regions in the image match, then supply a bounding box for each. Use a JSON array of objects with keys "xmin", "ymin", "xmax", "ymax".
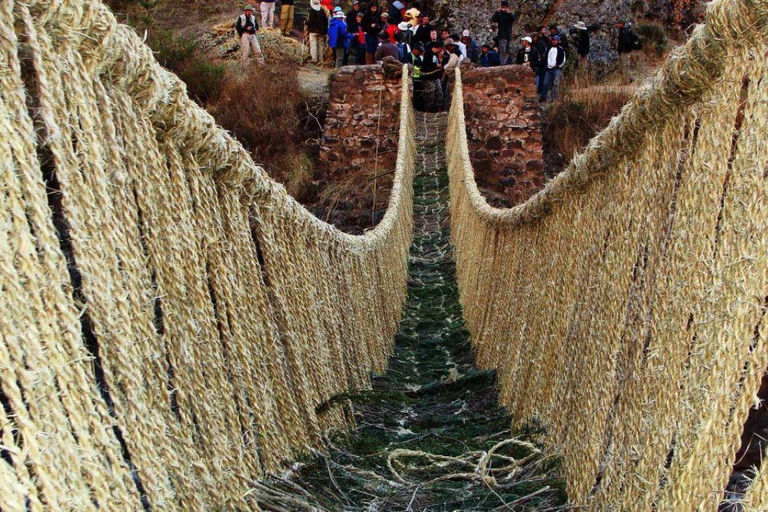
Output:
[
  {"xmin": 447, "ymin": 0, "xmax": 768, "ymax": 508},
  {"xmin": 0, "ymin": 0, "xmax": 414, "ymax": 508}
]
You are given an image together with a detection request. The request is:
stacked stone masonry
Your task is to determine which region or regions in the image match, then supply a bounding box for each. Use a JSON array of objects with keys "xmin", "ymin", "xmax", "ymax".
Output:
[
  {"xmin": 319, "ymin": 65, "xmax": 402, "ymax": 179},
  {"xmin": 461, "ymin": 65, "xmax": 544, "ymax": 206}
]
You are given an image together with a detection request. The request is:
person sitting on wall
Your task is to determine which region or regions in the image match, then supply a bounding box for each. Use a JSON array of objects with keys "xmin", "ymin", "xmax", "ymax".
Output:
[{"xmin": 236, "ymin": 5, "xmax": 265, "ymax": 66}]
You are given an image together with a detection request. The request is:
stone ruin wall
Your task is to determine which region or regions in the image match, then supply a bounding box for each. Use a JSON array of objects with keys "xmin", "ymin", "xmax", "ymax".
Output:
[
  {"xmin": 462, "ymin": 65, "xmax": 544, "ymax": 206},
  {"xmin": 319, "ymin": 65, "xmax": 402, "ymax": 181},
  {"xmin": 319, "ymin": 63, "xmax": 543, "ymax": 208}
]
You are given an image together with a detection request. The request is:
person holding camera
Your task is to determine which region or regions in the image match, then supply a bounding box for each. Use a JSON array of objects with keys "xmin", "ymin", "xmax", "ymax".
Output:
[{"xmin": 236, "ymin": 5, "xmax": 265, "ymax": 65}]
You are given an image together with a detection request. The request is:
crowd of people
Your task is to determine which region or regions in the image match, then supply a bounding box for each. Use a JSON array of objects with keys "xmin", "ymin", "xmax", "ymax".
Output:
[{"xmin": 237, "ymin": 1, "xmax": 644, "ymax": 106}]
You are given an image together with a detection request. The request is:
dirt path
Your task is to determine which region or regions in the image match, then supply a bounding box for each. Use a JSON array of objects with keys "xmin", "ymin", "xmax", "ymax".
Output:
[{"xmin": 250, "ymin": 113, "xmax": 568, "ymax": 511}]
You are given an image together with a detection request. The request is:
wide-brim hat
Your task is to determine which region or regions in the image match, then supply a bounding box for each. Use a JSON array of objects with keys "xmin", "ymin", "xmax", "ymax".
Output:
[
  {"xmin": 243, "ymin": 4, "xmax": 255, "ymax": 10},
  {"xmin": 574, "ymin": 21, "xmax": 588, "ymax": 30}
]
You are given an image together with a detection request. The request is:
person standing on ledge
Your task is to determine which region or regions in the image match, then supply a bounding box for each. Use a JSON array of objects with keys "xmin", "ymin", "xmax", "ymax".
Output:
[
  {"xmin": 541, "ymin": 34, "xmax": 566, "ymax": 101},
  {"xmin": 491, "ymin": 0, "xmax": 517, "ymax": 65},
  {"xmin": 279, "ymin": 0, "xmax": 295, "ymax": 35},
  {"xmin": 260, "ymin": 0, "xmax": 276, "ymax": 29},
  {"xmin": 328, "ymin": 7, "xmax": 354, "ymax": 67},
  {"xmin": 236, "ymin": 5, "xmax": 265, "ymax": 65},
  {"xmin": 305, "ymin": 0, "xmax": 330, "ymax": 64}
]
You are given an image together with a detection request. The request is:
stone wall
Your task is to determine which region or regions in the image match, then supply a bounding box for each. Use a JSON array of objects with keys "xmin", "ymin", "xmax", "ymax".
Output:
[
  {"xmin": 462, "ymin": 65, "xmax": 544, "ymax": 206},
  {"xmin": 319, "ymin": 65, "xmax": 402, "ymax": 180}
]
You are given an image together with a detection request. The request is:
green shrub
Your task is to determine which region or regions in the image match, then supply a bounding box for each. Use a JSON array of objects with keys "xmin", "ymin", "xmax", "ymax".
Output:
[{"xmin": 634, "ymin": 21, "xmax": 668, "ymax": 57}]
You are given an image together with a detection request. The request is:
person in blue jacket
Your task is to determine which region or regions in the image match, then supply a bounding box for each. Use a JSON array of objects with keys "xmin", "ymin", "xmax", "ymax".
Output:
[
  {"xmin": 328, "ymin": 8, "xmax": 355, "ymax": 68},
  {"xmin": 480, "ymin": 44, "xmax": 501, "ymax": 67}
]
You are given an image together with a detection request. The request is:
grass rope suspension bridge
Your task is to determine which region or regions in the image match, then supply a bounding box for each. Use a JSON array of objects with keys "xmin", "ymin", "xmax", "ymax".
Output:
[
  {"xmin": 249, "ymin": 112, "xmax": 567, "ymax": 511},
  {"xmin": 1, "ymin": 0, "xmax": 768, "ymax": 509}
]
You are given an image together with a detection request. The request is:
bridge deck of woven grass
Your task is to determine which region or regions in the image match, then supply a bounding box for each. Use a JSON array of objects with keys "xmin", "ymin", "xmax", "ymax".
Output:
[{"xmin": 249, "ymin": 113, "xmax": 568, "ymax": 511}]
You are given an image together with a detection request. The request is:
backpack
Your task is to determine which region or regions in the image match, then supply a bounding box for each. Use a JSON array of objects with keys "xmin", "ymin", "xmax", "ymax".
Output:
[
  {"xmin": 630, "ymin": 29, "xmax": 642, "ymax": 50},
  {"xmin": 397, "ymin": 42, "xmax": 408, "ymax": 62}
]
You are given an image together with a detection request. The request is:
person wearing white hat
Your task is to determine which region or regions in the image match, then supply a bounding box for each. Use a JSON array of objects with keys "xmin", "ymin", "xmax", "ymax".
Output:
[
  {"xmin": 571, "ymin": 20, "xmax": 601, "ymax": 63},
  {"xmin": 328, "ymin": 7, "xmax": 354, "ymax": 67},
  {"xmin": 397, "ymin": 21, "xmax": 412, "ymax": 45},
  {"xmin": 236, "ymin": 5, "xmax": 265, "ymax": 65},
  {"xmin": 305, "ymin": 0, "xmax": 331, "ymax": 64},
  {"xmin": 516, "ymin": 35, "xmax": 532, "ymax": 66}
]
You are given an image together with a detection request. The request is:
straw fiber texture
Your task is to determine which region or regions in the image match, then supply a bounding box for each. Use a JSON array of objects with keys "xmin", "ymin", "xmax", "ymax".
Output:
[
  {"xmin": 447, "ymin": 0, "xmax": 768, "ymax": 508},
  {"xmin": 0, "ymin": 0, "xmax": 415, "ymax": 508}
]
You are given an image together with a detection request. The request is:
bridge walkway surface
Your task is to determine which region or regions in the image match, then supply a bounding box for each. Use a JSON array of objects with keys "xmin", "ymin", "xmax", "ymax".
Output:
[{"xmin": 249, "ymin": 112, "xmax": 568, "ymax": 511}]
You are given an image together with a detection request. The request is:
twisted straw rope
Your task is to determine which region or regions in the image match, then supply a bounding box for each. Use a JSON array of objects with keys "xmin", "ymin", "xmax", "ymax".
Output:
[
  {"xmin": 447, "ymin": 0, "xmax": 768, "ymax": 508},
  {"xmin": 0, "ymin": 0, "xmax": 415, "ymax": 508}
]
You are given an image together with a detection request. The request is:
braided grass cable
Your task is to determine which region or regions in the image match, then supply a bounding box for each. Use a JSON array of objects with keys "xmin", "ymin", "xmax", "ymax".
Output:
[
  {"xmin": 0, "ymin": 0, "xmax": 416, "ymax": 508},
  {"xmin": 447, "ymin": 0, "xmax": 768, "ymax": 508}
]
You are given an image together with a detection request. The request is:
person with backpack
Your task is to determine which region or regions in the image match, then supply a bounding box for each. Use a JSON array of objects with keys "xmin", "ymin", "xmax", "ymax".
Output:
[
  {"xmin": 394, "ymin": 31, "xmax": 411, "ymax": 63},
  {"xmin": 617, "ymin": 20, "xmax": 636, "ymax": 72},
  {"xmin": 541, "ymin": 34, "xmax": 566, "ymax": 101},
  {"xmin": 328, "ymin": 7, "xmax": 354, "ymax": 67},
  {"xmin": 398, "ymin": 21, "xmax": 413, "ymax": 45},
  {"xmin": 305, "ymin": 0, "xmax": 331, "ymax": 64},
  {"xmin": 362, "ymin": 2, "xmax": 383, "ymax": 64},
  {"xmin": 236, "ymin": 5, "xmax": 265, "ymax": 65},
  {"xmin": 491, "ymin": 0, "xmax": 516, "ymax": 65}
]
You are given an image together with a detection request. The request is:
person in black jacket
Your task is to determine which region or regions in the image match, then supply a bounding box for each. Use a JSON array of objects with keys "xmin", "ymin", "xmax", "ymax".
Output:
[
  {"xmin": 572, "ymin": 21, "xmax": 601, "ymax": 61},
  {"xmin": 362, "ymin": 3, "xmax": 382, "ymax": 64},
  {"xmin": 528, "ymin": 34, "xmax": 543, "ymax": 83},
  {"xmin": 491, "ymin": 1, "xmax": 516, "ymax": 64},
  {"xmin": 305, "ymin": 0, "xmax": 330, "ymax": 64},
  {"xmin": 346, "ymin": 1, "xmax": 362, "ymax": 32},
  {"xmin": 532, "ymin": 31, "xmax": 549, "ymax": 94},
  {"xmin": 388, "ymin": 1, "xmax": 405, "ymax": 24},
  {"xmin": 616, "ymin": 20, "xmax": 633, "ymax": 71},
  {"xmin": 236, "ymin": 5, "xmax": 265, "ymax": 65},
  {"xmin": 516, "ymin": 36, "xmax": 532, "ymax": 66},
  {"xmin": 411, "ymin": 14, "xmax": 434, "ymax": 45}
]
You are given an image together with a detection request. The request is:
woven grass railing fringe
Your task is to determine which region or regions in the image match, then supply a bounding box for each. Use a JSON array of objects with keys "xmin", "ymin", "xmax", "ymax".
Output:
[
  {"xmin": 447, "ymin": 0, "xmax": 768, "ymax": 508},
  {"xmin": 0, "ymin": 0, "xmax": 414, "ymax": 508}
]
